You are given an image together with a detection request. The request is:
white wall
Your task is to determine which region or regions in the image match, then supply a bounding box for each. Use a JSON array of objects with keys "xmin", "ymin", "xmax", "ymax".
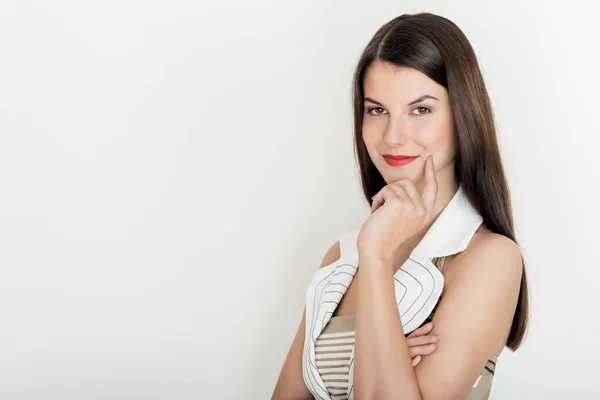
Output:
[{"xmin": 1, "ymin": 1, "xmax": 598, "ymax": 399}]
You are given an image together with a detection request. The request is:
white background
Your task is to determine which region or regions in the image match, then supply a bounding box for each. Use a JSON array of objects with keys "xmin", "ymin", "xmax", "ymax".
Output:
[{"xmin": 1, "ymin": 0, "xmax": 599, "ymax": 399}]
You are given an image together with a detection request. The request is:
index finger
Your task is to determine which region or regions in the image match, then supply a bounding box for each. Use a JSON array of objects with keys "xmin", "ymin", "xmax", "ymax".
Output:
[{"xmin": 421, "ymin": 155, "xmax": 438, "ymax": 212}]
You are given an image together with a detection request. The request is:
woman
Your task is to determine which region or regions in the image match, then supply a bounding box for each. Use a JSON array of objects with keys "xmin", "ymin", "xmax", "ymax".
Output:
[{"xmin": 272, "ymin": 12, "xmax": 528, "ymax": 400}]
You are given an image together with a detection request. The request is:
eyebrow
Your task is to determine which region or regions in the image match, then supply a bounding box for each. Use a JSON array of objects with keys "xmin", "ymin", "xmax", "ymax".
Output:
[{"xmin": 364, "ymin": 94, "xmax": 439, "ymax": 106}]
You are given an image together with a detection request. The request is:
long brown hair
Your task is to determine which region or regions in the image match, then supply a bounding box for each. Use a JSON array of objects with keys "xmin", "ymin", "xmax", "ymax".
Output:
[{"xmin": 351, "ymin": 12, "xmax": 529, "ymax": 350}]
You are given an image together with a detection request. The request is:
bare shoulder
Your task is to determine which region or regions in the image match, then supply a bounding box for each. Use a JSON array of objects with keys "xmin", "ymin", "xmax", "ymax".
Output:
[
  {"xmin": 444, "ymin": 225, "xmax": 523, "ymax": 286},
  {"xmin": 319, "ymin": 240, "xmax": 341, "ymax": 269}
]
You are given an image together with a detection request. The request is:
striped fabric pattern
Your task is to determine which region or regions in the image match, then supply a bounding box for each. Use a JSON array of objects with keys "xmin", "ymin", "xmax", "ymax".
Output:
[{"xmin": 314, "ymin": 314, "xmax": 356, "ymax": 399}]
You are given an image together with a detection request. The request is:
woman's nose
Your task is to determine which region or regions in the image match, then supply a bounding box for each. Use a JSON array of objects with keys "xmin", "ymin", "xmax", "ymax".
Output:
[{"xmin": 383, "ymin": 115, "xmax": 410, "ymax": 146}]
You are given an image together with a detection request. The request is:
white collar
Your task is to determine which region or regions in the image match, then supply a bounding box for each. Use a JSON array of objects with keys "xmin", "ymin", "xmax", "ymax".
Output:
[
  {"xmin": 412, "ymin": 183, "xmax": 484, "ymax": 259},
  {"xmin": 302, "ymin": 183, "xmax": 484, "ymax": 400}
]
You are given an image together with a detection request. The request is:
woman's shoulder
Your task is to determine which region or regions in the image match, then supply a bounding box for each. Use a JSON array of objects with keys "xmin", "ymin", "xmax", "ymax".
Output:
[
  {"xmin": 319, "ymin": 240, "xmax": 341, "ymax": 269},
  {"xmin": 444, "ymin": 224, "xmax": 523, "ymax": 284},
  {"xmin": 316, "ymin": 228, "xmax": 360, "ymax": 270},
  {"xmin": 472, "ymin": 225, "xmax": 522, "ymax": 263},
  {"xmin": 305, "ymin": 228, "xmax": 360, "ymax": 288},
  {"xmin": 303, "ymin": 240, "xmax": 341, "ymax": 287}
]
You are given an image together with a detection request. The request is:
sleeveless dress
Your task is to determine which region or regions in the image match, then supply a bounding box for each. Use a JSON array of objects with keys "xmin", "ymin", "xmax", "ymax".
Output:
[{"xmin": 302, "ymin": 184, "xmax": 498, "ymax": 400}]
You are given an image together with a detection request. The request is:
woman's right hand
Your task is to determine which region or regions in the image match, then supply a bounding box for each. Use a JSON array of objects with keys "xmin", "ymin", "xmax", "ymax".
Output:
[{"xmin": 406, "ymin": 321, "xmax": 438, "ymax": 366}]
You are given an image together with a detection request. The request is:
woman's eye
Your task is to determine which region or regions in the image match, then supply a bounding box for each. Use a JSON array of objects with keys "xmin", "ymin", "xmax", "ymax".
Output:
[
  {"xmin": 367, "ymin": 107, "xmax": 386, "ymax": 116},
  {"xmin": 412, "ymin": 106, "xmax": 431, "ymax": 115}
]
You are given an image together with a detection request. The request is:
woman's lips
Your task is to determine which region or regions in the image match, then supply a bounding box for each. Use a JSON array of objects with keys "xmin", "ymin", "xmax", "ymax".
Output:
[{"xmin": 383, "ymin": 155, "xmax": 419, "ymax": 166}]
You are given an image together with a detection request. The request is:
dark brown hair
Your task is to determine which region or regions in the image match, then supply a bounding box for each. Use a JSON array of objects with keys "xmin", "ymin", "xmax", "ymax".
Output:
[{"xmin": 351, "ymin": 12, "xmax": 529, "ymax": 350}]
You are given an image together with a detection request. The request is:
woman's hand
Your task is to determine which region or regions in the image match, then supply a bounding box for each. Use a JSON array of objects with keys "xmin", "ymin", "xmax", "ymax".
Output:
[
  {"xmin": 406, "ymin": 321, "xmax": 438, "ymax": 366},
  {"xmin": 357, "ymin": 155, "xmax": 439, "ymax": 267}
]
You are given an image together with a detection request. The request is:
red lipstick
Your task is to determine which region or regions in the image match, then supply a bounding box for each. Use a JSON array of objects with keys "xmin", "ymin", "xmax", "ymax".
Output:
[{"xmin": 383, "ymin": 154, "xmax": 419, "ymax": 166}]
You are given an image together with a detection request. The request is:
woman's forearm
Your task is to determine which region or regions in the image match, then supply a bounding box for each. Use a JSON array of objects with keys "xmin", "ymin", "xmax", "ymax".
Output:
[{"xmin": 353, "ymin": 256, "xmax": 422, "ymax": 399}]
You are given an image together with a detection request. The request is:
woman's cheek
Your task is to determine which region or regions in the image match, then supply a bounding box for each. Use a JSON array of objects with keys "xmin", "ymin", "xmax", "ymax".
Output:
[
  {"xmin": 413, "ymin": 121, "xmax": 450, "ymax": 148},
  {"xmin": 412, "ymin": 125, "xmax": 438, "ymax": 148}
]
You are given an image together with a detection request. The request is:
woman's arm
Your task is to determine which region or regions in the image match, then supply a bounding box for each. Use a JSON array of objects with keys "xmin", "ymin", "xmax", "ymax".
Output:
[
  {"xmin": 271, "ymin": 242, "xmax": 341, "ymax": 400},
  {"xmin": 271, "ymin": 307, "xmax": 314, "ymax": 400},
  {"xmin": 353, "ymin": 232, "xmax": 523, "ymax": 399}
]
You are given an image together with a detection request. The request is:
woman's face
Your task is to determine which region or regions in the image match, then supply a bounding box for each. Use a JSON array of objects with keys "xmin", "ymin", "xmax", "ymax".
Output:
[{"xmin": 362, "ymin": 61, "xmax": 456, "ymax": 188}]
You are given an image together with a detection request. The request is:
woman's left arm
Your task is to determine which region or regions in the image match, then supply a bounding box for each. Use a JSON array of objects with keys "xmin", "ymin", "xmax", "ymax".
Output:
[{"xmin": 353, "ymin": 233, "xmax": 523, "ymax": 400}]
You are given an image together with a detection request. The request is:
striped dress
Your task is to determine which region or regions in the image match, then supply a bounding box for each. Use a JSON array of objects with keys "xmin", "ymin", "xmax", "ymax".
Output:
[{"xmin": 313, "ymin": 256, "xmax": 499, "ymax": 400}]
